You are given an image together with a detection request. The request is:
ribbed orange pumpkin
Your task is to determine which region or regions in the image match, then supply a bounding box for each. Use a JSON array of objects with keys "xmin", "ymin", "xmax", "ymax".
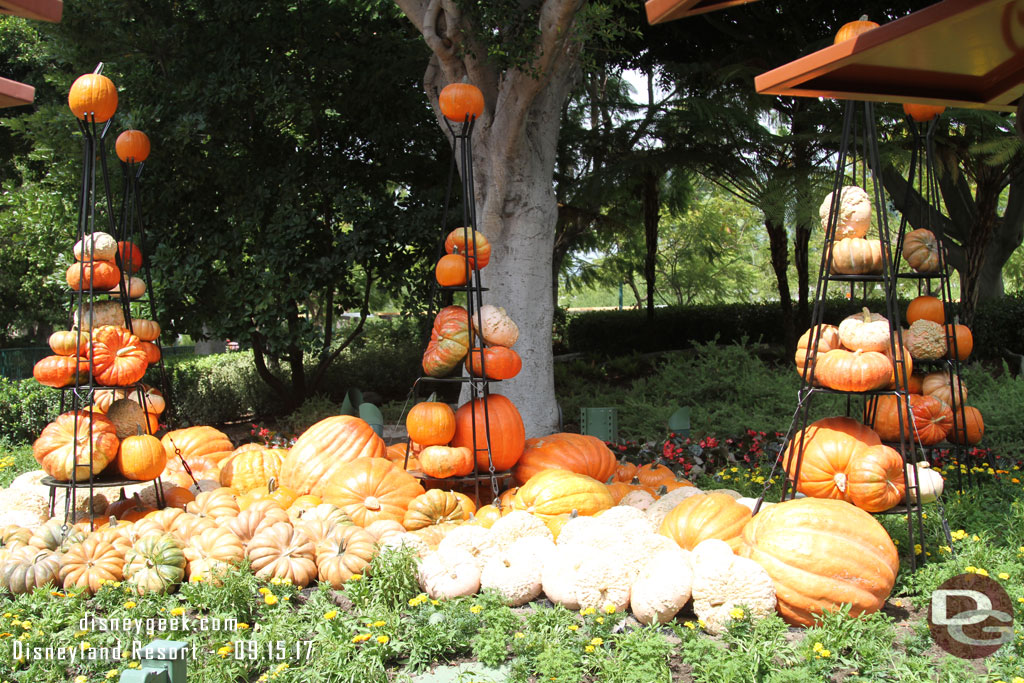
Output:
[
  {"xmin": 48, "ymin": 330, "xmax": 90, "ymax": 356},
  {"xmin": 116, "ymin": 434, "xmax": 167, "ymax": 480},
  {"xmin": 32, "ymin": 355, "xmax": 88, "ymax": 388},
  {"xmin": 444, "ymin": 228, "xmax": 491, "ymax": 269},
  {"xmin": 906, "ymin": 295, "xmax": 944, "ymax": 324},
  {"xmin": 614, "ymin": 461, "xmax": 638, "ymax": 482},
  {"xmin": 782, "ymin": 417, "xmax": 880, "ymax": 500},
  {"xmin": 511, "ymin": 469, "xmax": 613, "ymax": 519},
  {"xmin": 814, "ymin": 349, "xmax": 892, "ymax": 392},
  {"xmin": 33, "ymin": 411, "xmax": 120, "ymax": 481},
  {"xmin": 90, "ymin": 325, "xmax": 148, "ymax": 386},
  {"xmin": 829, "ymin": 238, "xmax": 883, "ymax": 275},
  {"xmin": 403, "ymin": 489, "xmax": 465, "ymax": 530},
  {"xmin": 513, "ymin": 433, "xmax": 617, "ymax": 486},
  {"xmin": 948, "ymin": 405, "xmax": 984, "ymax": 445},
  {"xmin": 406, "ymin": 401, "xmax": 457, "ymax": 447},
  {"xmin": 868, "ymin": 394, "xmax": 952, "ymax": 446},
  {"xmin": 219, "ymin": 448, "xmax": 286, "ymax": 494},
  {"xmin": 68, "ymin": 73, "xmax": 118, "ymax": 122},
  {"xmin": 278, "ymin": 416, "xmax": 386, "ymax": 498},
  {"xmin": 422, "ymin": 306, "xmax": 471, "ymax": 377},
  {"xmin": 115, "ymin": 129, "xmax": 151, "ymax": 163},
  {"xmin": 450, "ymin": 393, "xmax": 525, "ymax": 471},
  {"xmin": 635, "ymin": 462, "xmax": 677, "ymax": 487},
  {"xmin": 735, "ymin": 498, "xmax": 899, "ymax": 626},
  {"xmin": 161, "ymin": 426, "xmax": 234, "ymax": 463},
  {"xmin": 902, "ymin": 228, "xmax": 941, "ymax": 273},
  {"xmin": 846, "ymin": 445, "xmax": 905, "ymax": 512},
  {"xmin": 834, "ymin": 16, "xmax": 879, "ymax": 44},
  {"xmin": 66, "ymin": 260, "xmax": 121, "ymax": 291},
  {"xmin": 322, "ymin": 457, "xmax": 426, "ymax": 527},
  {"xmin": 658, "ymin": 492, "xmax": 751, "ymax": 551},
  {"xmin": 439, "ymin": 83, "xmax": 485, "ymax": 122},
  {"xmin": 795, "ymin": 324, "xmax": 841, "ymax": 384}
]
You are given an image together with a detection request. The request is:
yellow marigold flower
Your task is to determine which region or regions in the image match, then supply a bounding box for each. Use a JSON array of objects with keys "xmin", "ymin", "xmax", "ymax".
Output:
[
  {"xmin": 603, "ymin": 604, "xmax": 616, "ymax": 614},
  {"xmin": 1, "ymin": 613, "xmax": 10, "ymax": 619},
  {"xmin": 324, "ymin": 610, "xmax": 339, "ymax": 620},
  {"xmin": 75, "ymin": 677, "xmax": 88, "ymax": 683},
  {"xmin": 217, "ymin": 646, "xmax": 232, "ymax": 657},
  {"xmin": 282, "ymin": 595, "xmax": 290, "ymax": 601},
  {"xmin": 730, "ymin": 467, "xmax": 738, "ymax": 473},
  {"xmin": 914, "ymin": 544, "xmax": 923, "ymax": 555},
  {"xmin": 1013, "ymin": 479, "xmax": 1020, "ymax": 484},
  {"xmin": 81, "ymin": 641, "xmax": 92, "ymax": 651},
  {"xmin": 349, "ymin": 574, "xmax": 362, "ymax": 582},
  {"xmin": 951, "ymin": 529, "xmax": 967, "ymax": 541},
  {"xmin": 819, "ymin": 649, "xmax": 831, "ymax": 658},
  {"xmin": 258, "ymin": 587, "xmax": 271, "ymax": 595},
  {"xmin": 999, "ymin": 573, "xmax": 1010, "ymax": 580},
  {"xmin": 585, "ymin": 645, "xmax": 595, "ymax": 653},
  {"xmin": 376, "ymin": 635, "xmax": 389, "ymax": 644},
  {"xmin": 128, "ymin": 661, "xmax": 140, "ymax": 669},
  {"xmin": 568, "ymin": 624, "xmax": 579, "ymax": 631},
  {"xmin": 580, "ymin": 607, "xmax": 596, "ymax": 616},
  {"xmin": 264, "ymin": 594, "xmax": 279, "ymax": 605},
  {"xmin": 813, "ymin": 642, "xmax": 824, "ymax": 651},
  {"xmin": 469, "ymin": 605, "xmax": 482, "ymax": 614},
  {"xmin": 698, "ymin": 619, "xmax": 707, "ymax": 629},
  {"xmin": 684, "ymin": 621, "xmax": 696, "ymax": 630},
  {"xmin": 972, "ymin": 534, "xmax": 981, "ymax": 541},
  {"xmin": 270, "ymin": 577, "xmax": 282, "ymax": 585},
  {"xmin": 514, "ymin": 632, "xmax": 525, "ymax": 639},
  {"xmin": 123, "ymin": 601, "xmax": 137, "ymax": 609},
  {"xmin": 965, "ymin": 566, "xmax": 978, "ymax": 574},
  {"xmin": 939, "ymin": 545, "xmax": 951, "ymax": 554},
  {"xmin": 589, "ymin": 637, "xmax": 603, "ymax": 646},
  {"xmin": 74, "ymin": 630, "xmax": 87, "ymax": 638},
  {"xmin": 236, "ymin": 623, "xmax": 250, "ymax": 630},
  {"xmin": 105, "ymin": 670, "xmax": 119, "ymax": 679},
  {"xmin": 351, "ymin": 633, "xmax": 372, "ymax": 643},
  {"xmin": 729, "ymin": 607, "xmax": 744, "ymax": 620},
  {"xmin": 977, "ymin": 568, "xmax": 989, "ymax": 577},
  {"xmin": 596, "ymin": 617, "xmax": 604, "ymax": 624},
  {"xmin": 275, "ymin": 663, "xmax": 289, "ymax": 672},
  {"xmin": 431, "ymin": 599, "xmax": 439, "ymax": 606},
  {"xmin": 1014, "ymin": 677, "xmax": 1024, "ymax": 683},
  {"xmin": 373, "ymin": 620, "xmax": 386, "ymax": 627},
  {"xmin": 170, "ymin": 607, "xmax": 185, "ymax": 617}
]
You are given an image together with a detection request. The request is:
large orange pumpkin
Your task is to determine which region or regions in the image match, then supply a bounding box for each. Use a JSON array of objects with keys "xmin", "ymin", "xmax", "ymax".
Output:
[
  {"xmin": 90, "ymin": 325, "xmax": 148, "ymax": 386},
  {"xmin": 32, "ymin": 355, "xmax": 89, "ymax": 388},
  {"xmin": 814, "ymin": 349, "xmax": 892, "ymax": 393},
  {"xmin": 658, "ymin": 492, "xmax": 751, "ymax": 551},
  {"xmin": 33, "ymin": 411, "xmax": 120, "ymax": 481},
  {"xmin": 116, "ymin": 434, "xmax": 167, "ymax": 481},
  {"xmin": 161, "ymin": 426, "xmax": 234, "ymax": 463},
  {"xmin": 735, "ymin": 498, "xmax": 899, "ymax": 626},
  {"xmin": 513, "ymin": 433, "xmax": 617, "ymax": 486},
  {"xmin": 65, "ymin": 260, "xmax": 121, "ymax": 291},
  {"xmin": 277, "ymin": 416, "xmax": 386, "ymax": 498},
  {"xmin": 418, "ymin": 445, "xmax": 474, "ymax": 478},
  {"xmin": 510, "ymin": 469, "xmax": 613, "ymax": 519},
  {"xmin": 450, "ymin": 393, "xmax": 525, "ymax": 471},
  {"xmin": 219, "ymin": 448, "xmax": 286, "ymax": 493},
  {"xmin": 321, "ymin": 457, "xmax": 426, "ymax": 527},
  {"xmin": 782, "ymin": 417, "xmax": 880, "ymax": 500},
  {"xmin": 422, "ymin": 306, "xmax": 471, "ymax": 377}
]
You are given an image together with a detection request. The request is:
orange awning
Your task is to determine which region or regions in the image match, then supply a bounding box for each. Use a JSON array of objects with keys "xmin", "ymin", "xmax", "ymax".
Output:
[
  {"xmin": 645, "ymin": 0, "xmax": 760, "ymax": 25},
  {"xmin": 755, "ymin": 0, "xmax": 1024, "ymax": 112},
  {"xmin": 0, "ymin": 76, "xmax": 34, "ymax": 108},
  {"xmin": 0, "ymin": 0, "xmax": 62, "ymax": 22}
]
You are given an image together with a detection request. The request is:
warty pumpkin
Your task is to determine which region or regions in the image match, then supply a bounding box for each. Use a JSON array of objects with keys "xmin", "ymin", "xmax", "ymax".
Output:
[
  {"xmin": 278, "ymin": 415, "xmax": 386, "ymax": 498},
  {"xmin": 903, "ymin": 319, "xmax": 947, "ymax": 360},
  {"xmin": 73, "ymin": 231, "xmax": 117, "ymax": 261},
  {"xmin": 473, "ymin": 305, "xmax": 519, "ymax": 347},
  {"xmin": 819, "ymin": 185, "xmax": 871, "ymax": 238},
  {"xmin": 735, "ymin": 497, "xmax": 898, "ymax": 626}
]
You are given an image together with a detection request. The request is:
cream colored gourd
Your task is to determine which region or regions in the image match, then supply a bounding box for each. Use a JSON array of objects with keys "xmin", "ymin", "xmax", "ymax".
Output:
[
  {"xmin": 820, "ymin": 186, "xmax": 871, "ymax": 239},
  {"xmin": 473, "ymin": 304, "xmax": 519, "ymax": 347},
  {"xmin": 542, "ymin": 544, "xmax": 600, "ymax": 610},
  {"xmin": 437, "ymin": 525, "xmax": 499, "ymax": 571},
  {"xmin": 838, "ymin": 308, "xmax": 891, "ymax": 352},
  {"xmin": 905, "ymin": 461, "xmax": 944, "ymax": 504},
  {"xmin": 480, "ymin": 546, "xmax": 543, "ymax": 606},
  {"xmin": 830, "ymin": 237, "xmax": 883, "ymax": 275},
  {"xmin": 690, "ymin": 539, "xmax": 777, "ymax": 635},
  {"xmin": 629, "ymin": 547, "xmax": 693, "ymax": 625},
  {"xmin": 74, "ymin": 232, "xmax": 117, "ymax": 261}
]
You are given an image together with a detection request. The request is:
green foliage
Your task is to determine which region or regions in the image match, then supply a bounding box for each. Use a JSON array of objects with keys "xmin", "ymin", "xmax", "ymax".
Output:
[
  {"xmin": 345, "ymin": 546, "xmax": 421, "ymax": 615},
  {"xmin": 0, "ymin": 375, "xmax": 61, "ymax": 443},
  {"xmin": 0, "ymin": 437, "xmax": 35, "ymax": 486},
  {"xmin": 164, "ymin": 351, "xmax": 278, "ymax": 425}
]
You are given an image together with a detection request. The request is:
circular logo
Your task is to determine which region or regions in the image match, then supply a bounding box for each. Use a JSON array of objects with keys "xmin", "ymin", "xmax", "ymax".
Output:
[{"xmin": 927, "ymin": 573, "xmax": 1014, "ymax": 659}]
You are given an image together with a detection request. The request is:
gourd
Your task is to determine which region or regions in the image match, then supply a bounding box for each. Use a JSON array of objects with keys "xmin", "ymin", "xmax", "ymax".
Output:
[
  {"xmin": 33, "ymin": 411, "xmax": 120, "ymax": 481},
  {"xmin": 48, "ymin": 330, "xmax": 90, "ymax": 356},
  {"xmin": 451, "ymin": 393, "xmax": 526, "ymax": 471},
  {"xmin": 513, "ymin": 432, "xmax": 617, "ymax": 486},
  {"xmin": 422, "ymin": 305, "xmax": 471, "ymax": 377},
  {"xmin": 124, "ymin": 533, "xmax": 187, "ymax": 595},
  {"xmin": 480, "ymin": 544, "xmax": 544, "ymax": 606},
  {"xmin": 905, "ymin": 461, "xmax": 944, "ymax": 504},
  {"xmin": 73, "ymin": 300, "xmax": 126, "ymax": 329},
  {"xmin": 115, "ymin": 129, "xmax": 151, "ymax": 163},
  {"xmin": 418, "ymin": 445, "xmax": 474, "ymax": 478},
  {"xmin": 277, "ymin": 415, "xmax": 386, "ymax": 498},
  {"xmin": 131, "ymin": 319, "xmax": 161, "ymax": 342},
  {"xmin": 1, "ymin": 546, "xmax": 61, "ymax": 594},
  {"xmin": 406, "ymin": 401, "xmax": 457, "ymax": 447},
  {"xmin": 904, "ymin": 319, "xmax": 947, "ymax": 360},
  {"xmin": 819, "ymin": 185, "xmax": 871, "ymax": 238},
  {"xmin": 511, "ymin": 469, "xmax": 614, "ymax": 519},
  {"xmin": 322, "ymin": 457, "xmax": 426, "ymax": 527},
  {"xmin": 473, "ymin": 305, "xmax": 519, "ymax": 347},
  {"xmin": 735, "ymin": 497, "xmax": 899, "ymax": 626},
  {"xmin": 845, "ymin": 445, "xmax": 905, "ymax": 512},
  {"xmin": 830, "ymin": 237, "xmax": 883, "ymax": 275},
  {"xmin": 59, "ymin": 536, "xmax": 125, "ymax": 594},
  {"xmin": 246, "ymin": 522, "xmax": 317, "ymax": 587}
]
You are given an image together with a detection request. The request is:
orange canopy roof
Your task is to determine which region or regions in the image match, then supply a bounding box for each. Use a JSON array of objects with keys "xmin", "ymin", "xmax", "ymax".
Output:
[
  {"xmin": 0, "ymin": 0, "xmax": 62, "ymax": 108},
  {"xmin": 645, "ymin": 0, "xmax": 760, "ymax": 25}
]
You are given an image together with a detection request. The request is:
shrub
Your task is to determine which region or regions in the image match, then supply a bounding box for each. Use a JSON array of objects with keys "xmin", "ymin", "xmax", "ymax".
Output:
[{"xmin": 0, "ymin": 376, "xmax": 61, "ymax": 444}]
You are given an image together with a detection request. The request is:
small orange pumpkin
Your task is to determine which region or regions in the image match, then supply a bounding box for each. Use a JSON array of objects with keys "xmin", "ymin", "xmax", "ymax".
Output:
[
  {"xmin": 406, "ymin": 401, "xmax": 457, "ymax": 447},
  {"xmin": 117, "ymin": 434, "xmax": 167, "ymax": 480},
  {"xmin": 903, "ymin": 103, "xmax": 945, "ymax": 122},
  {"xmin": 115, "ymin": 129, "xmax": 151, "ymax": 163},
  {"xmin": 68, "ymin": 73, "xmax": 118, "ymax": 122},
  {"xmin": 834, "ymin": 16, "xmax": 879, "ymax": 44},
  {"xmin": 435, "ymin": 253, "xmax": 472, "ymax": 286},
  {"xmin": 439, "ymin": 83, "xmax": 485, "ymax": 122}
]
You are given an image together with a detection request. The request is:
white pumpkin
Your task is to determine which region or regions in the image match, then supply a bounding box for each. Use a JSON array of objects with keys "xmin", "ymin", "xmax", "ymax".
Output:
[
  {"xmin": 837, "ymin": 308, "xmax": 891, "ymax": 353},
  {"xmin": 73, "ymin": 231, "xmax": 117, "ymax": 261},
  {"xmin": 905, "ymin": 461, "xmax": 944, "ymax": 504},
  {"xmin": 418, "ymin": 549, "xmax": 481, "ymax": 599},
  {"xmin": 473, "ymin": 305, "xmax": 519, "ymax": 347},
  {"xmin": 819, "ymin": 185, "xmax": 871, "ymax": 239}
]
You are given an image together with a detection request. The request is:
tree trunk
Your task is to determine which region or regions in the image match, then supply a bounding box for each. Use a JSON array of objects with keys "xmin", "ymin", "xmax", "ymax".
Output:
[
  {"xmin": 765, "ymin": 217, "xmax": 796, "ymax": 352},
  {"xmin": 642, "ymin": 168, "xmax": 659, "ymax": 322}
]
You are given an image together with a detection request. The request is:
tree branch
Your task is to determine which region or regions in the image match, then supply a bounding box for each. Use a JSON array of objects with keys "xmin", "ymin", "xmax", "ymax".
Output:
[
  {"xmin": 308, "ymin": 270, "xmax": 374, "ymax": 395},
  {"xmin": 250, "ymin": 328, "xmax": 290, "ymax": 400}
]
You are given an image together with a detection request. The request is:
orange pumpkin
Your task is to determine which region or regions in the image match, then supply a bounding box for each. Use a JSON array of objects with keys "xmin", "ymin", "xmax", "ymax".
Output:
[
  {"xmin": 418, "ymin": 445, "xmax": 474, "ymax": 478},
  {"xmin": 814, "ymin": 349, "xmax": 892, "ymax": 393},
  {"xmin": 140, "ymin": 341, "xmax": 161, "ymax": 365},
  {"xmin": 435, "ymin": 253, "xmax": 472, "ymax": 286},
  {"xmin": 32, "ymin": 355, "xmax": 89, "ymax": 388},
  {"xmin": 846, "ymin": 445, "xmax": 905, "ymax": 512},
  {"xmin": 451, "ymin": 393, "xmax": 526, "ymax": 471},
  {"xmin": 906, "ymin": 295, "xmax": 944, "ymax": 325},
  {"xmin": 90, "ymin": 325, "xmax": 148, "ymax": 386},
  {"xmin": 444, "ymin": 228, "xmax": 491, "ymax": 268},
  {"xmin": 118, "ymin": 242, "xmax": 144, "ymax": 272},
  {"xmin": 218, "ymin": 448, "xmax": 285, "ymax": 494},
  {"xmin": 735, "ymin": 498, "xmax": 899, "ymax": 626},
  {"xmin": 116, "ymin": 434, "xmax": 167, "ymax": 480},
  {"xmin": 658, "ymin": 492, "xmax": 751, "ymax": 551},
  {"xmin": 795, "ymin": 324, "xmax": 842, "ymax": 384},
  {"xmin": 903, "ymin": 103, "xmax": 945, "ymax": 122},
  {"xmin": 465, "ymin": 346, "xmax": 522, "ymax": 380},
  {"xmin": 68, "ymin": 73, "xmax": 118, "ymax": 122},
  {"xmin": 33, "ymin": 411, "xmax": 120, "ymax": 481},
  {"xmin": 421, "ymin": 305, "xmax": 471, "ymax": 377},
  {"xmin": 868, "ymin": 394, "xmax": 951, "ymax": 446},
  {"xmin": 278, "ymin": 416, "xmax": 386, "ymax": 498},
  {"xmin": 902, "ymin": 228, "xmax": 941, "ymax": 273},
  {"xmin": 948, "ymin": 405, "xmax": 984, "ymax": 445},
  {"xmin": 161, "ymin": 426, "xmax": 234, "ymax": 464},
  {"xmin": 322, "ymin": 457, "xmax": 426, "ymax": 527},
  {"xmin": 471, "ymin": 504, "xmax": 502, "ymax": 528},
  {"xmin": 115, "ymin": 129, "xmax": 151, "ymax": 163},
  {"xmin": 834, "ymin": 16, "xmax": 879, "ymax": 44},
  {"xmin": 439, "ymin": 83, "xmax": 485, "ymax": 122},
  {"xmin": 162, "ymin": 486, "xmax": 195, "ymax": 510},
  {"xmin": 451, "ymin": 491, "xmax": 476, "ymax": 519},
  {"xmin": 782, "ymin": 417, "xmax": 880, "ymax": 500},
  {"xmin": 66, "ymin": 260, "xmax": 121, "ymax": 291},
  {"xmin": 614, "ymin": 461, "xmax": 638, "ymax": 482},
  {"xmin": 945, "ymin": 324, "xmax": 973, "ymax": 361},
  {"xmin": 635, "ymin": 463, "xmax": 677, "ymax": 487},
  {"xmin": 513, "ymin": 433, "xmax": 617, "ymax": 486},
  {"xmin": 49, "ymin": 330, "xmax": 90, "ymax": 356},
  {"xmin": 406, "ymin": 401, "xmax": 457, "ymax": 447}
]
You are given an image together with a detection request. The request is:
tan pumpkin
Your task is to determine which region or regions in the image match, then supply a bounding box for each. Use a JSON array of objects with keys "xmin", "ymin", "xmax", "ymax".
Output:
[
  {"xmin": 473, "ymin": 305, "xmax": 519, "ymax": 347},
  {"xmin": 185, "ymin": 487, "xmax": 240, "ymax": 522},
  {"xmin": 227, "ymin": 505, "xmax": 291, "ymax": 547},
  {"xmin": 837, "ymin": 308, "xmax": 890, "ymax": 352},
  {"xmin": 183, "ymin": 526, "xmax": 245, "ymax": 583},
  {"xmin": 315, "ymin": 525, "xmax": 377, "ymax": 588},
  {"xmin": 819, "ymin": 185, "xmax": 871, "ymax": 239},
  {"xmin": 904, "ymin": 319, "xmax": 947, "ymax": 360},
  {"xmin": 830, "ymin": 238, "xmax": 883, "ymax": 275},
  {"xmin": 902, "ymin": 228, "xmax": 941, "ymax": 273},
  {"xmin": 161, "ymin": 426, "xmax": 234, "ymax": 464},
  {"xmin": 921, "ymin": 371, "xmax": 966, "ymax": 406},
  {"xmin": 60, "ymin": 536, "xmax": 125, "ymax": 595},
  {"xmin": 795, "ymin": 324, "xmax": 842, "ymax": 384},
  {"xmin": 219, "ymin": 448, "xmax": 286, "ymax": 494},
  {"xmin": 403, "ymin": 489, "xmax": 465, "ymax": 530},
  {"xmin": 246, "ymin": 521, "xmax": 317, "ymax": 587}
]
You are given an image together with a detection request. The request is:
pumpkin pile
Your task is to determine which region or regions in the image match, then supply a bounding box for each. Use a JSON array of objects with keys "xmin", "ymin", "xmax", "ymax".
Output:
[
  {"xmin": 795, "ymin": 308, "xmax": 899, "ymax": 391},
  {"xmin": 820, "ymin": 185, "xmax": 884, "ymax": 275}
]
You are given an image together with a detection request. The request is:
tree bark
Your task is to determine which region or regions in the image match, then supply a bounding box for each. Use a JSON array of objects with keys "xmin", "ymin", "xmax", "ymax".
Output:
[
  {"xmin": 642, "ymin": 168, "xmax": 659, "ymax": 322},
  {"xmin": 765, "ymin": 217, "xmax": 796, "ymax": 351}
]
